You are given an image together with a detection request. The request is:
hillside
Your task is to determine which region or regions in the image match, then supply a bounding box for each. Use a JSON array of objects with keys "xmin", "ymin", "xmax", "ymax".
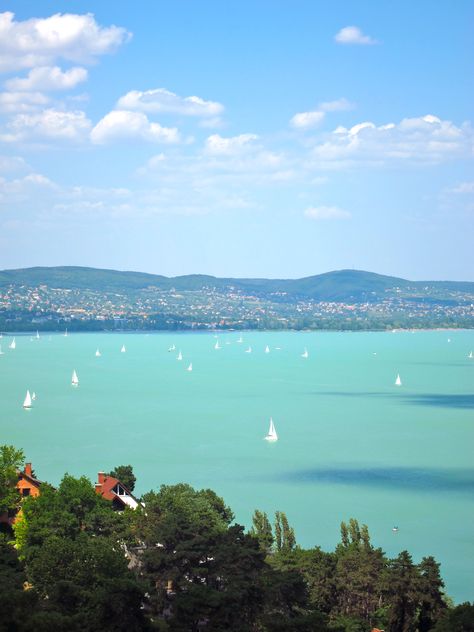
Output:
[{"xmin": 1, "ymin": 266, "xmax": 472, "ymax": 302}]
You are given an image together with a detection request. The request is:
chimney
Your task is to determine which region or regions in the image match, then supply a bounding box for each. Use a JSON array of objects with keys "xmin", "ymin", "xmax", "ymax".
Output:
[
  {"xmin": 98, "ymin": 471, "xmax": 106, "ymax": 485},
  {"xmin": 25, "ymin": 463, "xmax": 32, "ymax": 477}
]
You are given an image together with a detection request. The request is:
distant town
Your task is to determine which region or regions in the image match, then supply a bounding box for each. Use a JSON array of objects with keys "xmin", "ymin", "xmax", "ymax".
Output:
[{"xmin": 1, "ymin": 267, "xmax": 473, "ymax": 331}]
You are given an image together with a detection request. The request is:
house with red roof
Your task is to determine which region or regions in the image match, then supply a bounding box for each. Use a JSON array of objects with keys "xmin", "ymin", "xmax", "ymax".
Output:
[
  {"xmin": 0, "ymin": 462, "xmax": 43, "ymax": 527},
  {"xmin": 95, "ymin": 471, "xmax": 141, "ymax": 510}
]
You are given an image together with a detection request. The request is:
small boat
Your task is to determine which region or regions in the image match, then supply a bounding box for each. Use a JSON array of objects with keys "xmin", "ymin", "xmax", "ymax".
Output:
[
  {"xmin": 71, "ymin": 370, "xmax": 79, "ymax": 386},
  {"xmin": 23, "ymin": 390, "xmax": 32, "ymax": 409},
  {"xmin": 168, "ymin": 344, "xmax": 176, "ymax": 352},
  {"xmin": 121, "ymin": 345, "xmax": 126, "ymax": 353},
  {"xmin": 32, "ymin": 392, "xmax": 36, "ymax": 400},
  {"xmin": 392, "ymin": 526, "xmax": 399, "ymax": 532},
  {"xmin": 245, "ymin": 346, "xmax": 252, "ymax": 353},
  {"xmin": 237, "ymin": 335, "xmax": 243, "ymax": 343},
  {"xmin": 395, "ymin": 374, "xmax": 402, "ymax": 386},
  {"xmin": 447, "ymin": 338, "xmax": 451, "ymax": 343},
  {"xmin": 9, "ymin": 338, "xmax": 16, "ymax": 350},
  {"xmin": 264, "ymin": 345, "xmax": 270, "ymax": 353},
  {"xmin": 468, "ymin": 351, "xmax": 473, "ymax": 359},
  {"xmin": 302, "ymin": 348, "xmax": 309, "ymax": 358},
  {"xmin": 214, "ymin": 340, "xmax": 221, "ymax": 350},
  {"xmin": 264, "ymin": 417, "xmax": 278, "ymax": 442},
  {"xmin": 95, "ymin": 349, "xmax": 101, "ymax": 357},
  {"xmin": 177, "ymin": 351, "xmax": 183, "ymax": 361},
  {"xmin": 187, "ymin": 363, "xmax": 193, "ymax": 372}
]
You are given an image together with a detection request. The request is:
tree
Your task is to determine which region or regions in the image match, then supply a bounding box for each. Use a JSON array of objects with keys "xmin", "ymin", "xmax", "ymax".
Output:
[
  {"xmin": 383, "ymin": 550, "xmax": 421, "ymax": 632},
  {"xmin": 0, "ymin": 445, "xmax": 24, "ymax": 515},
  {"xmin": 432, "ymin": 602, "xmax": 474, "ymax": 632},
  {"xmin": 274, "ymin": 511, "xmax": 296, "ymax": 552},
  {"xmin": 109, "ymin": 465, "xmax": 136, "ymax": 492},
  {"xmin": 417, "ymin": 556, "xmax": 447, "ymax": 631},
  {"xmin": 250, "ymin": 509, "xmax": 273, "ymax": 554}
]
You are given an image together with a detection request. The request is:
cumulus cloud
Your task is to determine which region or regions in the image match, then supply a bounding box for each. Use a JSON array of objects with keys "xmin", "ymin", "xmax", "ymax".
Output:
[
  {"xmin": 204, "ymin": 133, "xmax": 259, "ymax": 155},
  {"xmin": 5, "ymin": 66, "xmax": 88, "ymax": 91},
  {"xmin": 309, "ymin": 114, "xmax": 473, "ymax": 168},
  {"xmin": 0, "ymin": 155, "xmax": 30, "ymax": 173},
  {"xmin": 90, "ymin": 110, "xmax": 180, "ymax": 144},
  {"xmin": 290, "ymin": 110, "xmax": 325, "ymax": 129},
  {"xmin": 319, "ymin": 98, "xmax": 355, "ymax": 112},
  {"xmin": 304, "ymin": 205, "xmax": 351, "ymax": 220},
  {"xmin": 0, "ymin": 91, "xmax": 49, "ymax": 113},
  {"xmin": 334, "ymin": 26, "xmax": 378, "ymax": 45},
  {"xmin": 0, "ymin": 11, "xmax": 130, "ymax": 72},
  {"xmin": 116, "ymin": 88, "xmax": 224, "ymax": 118},
  {"xmin": 2, "ymin": 108, "xmax": 92, "ymax": 142}
]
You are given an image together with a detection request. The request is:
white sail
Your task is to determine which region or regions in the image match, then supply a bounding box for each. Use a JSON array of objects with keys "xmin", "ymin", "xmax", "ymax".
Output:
[
  {"xmin": 23, "ymin": 390, "xmax": 32, "ymax": 408},
  {"xmin": 121, "ymin": 344, "xmax": 126, "ymax": 353},
  {"xmin": 302, "ymin": 348, "xmax": 309, "ymax": 358},
  {"xmin": 395, "ymin": 374, "xmax": 402, "ymax": 386},
  {"xmin": 265, "ymin": 417, "xmax": 278, "ymax": 442},
  {"xmin": 71, "ymin": 370, "xmax": 79, "ymax": 386},
  {"xmin": 9, "ymin": 338, "xmax": 16, "ymax": 349},
  {"xmin": 95, "ymin": 349, "xmax": 101, "ymax": 357},
  {"xmin": 237, "ymin": 335, "xmax": 243, "ymax": 343},
  {"xmin": 32, "ymin": 392, "xmax": 36, "ymax": 400},
  {"xmin": 245, "ymin": 346, "xmax": 252, "ymax": 353},
  {"xmin": 64, "ymin": 328, "xmax": 68, "ymax": 337},
  {"xmin": 214, "ymin": 340, "xmax": 221, "ymax": 350},
  {"xmin": 187, "ymin": 363, "xmax": 193, "ymax": 372},
  {"xmin": 36, "ymin": 330, "xmax": 40, "ymax": 339},
  {"xmin": 469, "ymin": 351, "xmax": 473, "ymax": 359},
  {"xmin": 177, "ymin": 351, "xmax": 183, "ymax": 361},
  {"xmin": 265, "ymin": 345, "xmax": 270, "ymax": 353}
]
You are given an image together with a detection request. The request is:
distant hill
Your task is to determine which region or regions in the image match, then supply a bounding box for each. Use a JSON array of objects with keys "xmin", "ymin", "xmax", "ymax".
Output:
[{"xmin": 0, "ymin": 266, "xmax": 473, "ymax": 302}]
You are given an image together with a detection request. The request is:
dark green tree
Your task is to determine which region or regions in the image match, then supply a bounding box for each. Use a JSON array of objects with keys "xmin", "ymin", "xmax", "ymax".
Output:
[
  {"xmin": 417, "ymin": 556, "xmax": 447, "ymax": 631},
  {"xmin": 274, "ymin": 511, "xmax": 296, "ymax": 552},
  {"xmin": 383, "ymin": 550, "xmax": 420, "ymax": 632},
  {"xmin": 109, "ymin": 465, "xmax": 136, "ymax": 492},
  {"xmin": 431, "ymin": 602, "xmax": 474, "ymax": 632}
]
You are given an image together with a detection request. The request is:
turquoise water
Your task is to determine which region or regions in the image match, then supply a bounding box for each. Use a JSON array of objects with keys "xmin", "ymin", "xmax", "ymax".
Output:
[{"xmin": 1, "ymin": 330, "xmax": 473, "ymax": 601}]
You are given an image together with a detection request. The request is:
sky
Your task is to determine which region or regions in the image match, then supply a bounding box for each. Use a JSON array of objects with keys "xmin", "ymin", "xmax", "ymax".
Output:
[{"xmin": 0, "ymin": 0, "xmax": 473, "ymax": 280}]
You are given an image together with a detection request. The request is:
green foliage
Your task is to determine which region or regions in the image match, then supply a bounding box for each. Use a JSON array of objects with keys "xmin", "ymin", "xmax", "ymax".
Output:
[
  {"xmin": 109, "ymin": 464, "xmax": 136, "ymax": 491},
  {"xmin": 274, "ymin": 511, "xmax": 296, "ymax": 552},
  {"xmin": 250, "ymin": 509, "xmax": 274, "ymax": 553},
  {"xmin": 0, "ymin": 445, "xmax": 24, "ymax": 514},
  {"xmin": 432, "ymin": 602, "xmax": 474, "ymax": 631}
]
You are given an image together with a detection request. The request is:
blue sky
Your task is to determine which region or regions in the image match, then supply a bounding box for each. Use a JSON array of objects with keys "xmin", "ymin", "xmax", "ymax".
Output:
[{"xmin": 0, "ymin": 1, "xmax": 473, "ymax": 279}]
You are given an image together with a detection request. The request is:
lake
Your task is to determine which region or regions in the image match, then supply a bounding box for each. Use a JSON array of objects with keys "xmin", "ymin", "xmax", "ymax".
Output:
[{"xmin": 1, "ymin": 329, "xmax": 473, "ymax": 601}]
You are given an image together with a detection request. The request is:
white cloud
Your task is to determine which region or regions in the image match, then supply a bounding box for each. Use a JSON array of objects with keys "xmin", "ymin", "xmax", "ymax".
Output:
[
  {"xmin": 310, "ymin": 114, "xmax": 473, "ymax": 168},
  {"xmin": 116, "ymin": 88, "xmax": 224, "ymax": 118},
  {"xmin": 90, "ymin": 110, "xmax": 180, "ymax": 144},
  {"xmin": 447, "ymin": 181, "xmax": 474, "ymax": 194},
  {"xmin": 319, "ymin": 98, "xmax": 355, "ymax": 112},
  {"xmin": 304, "ymin": 205, "xmax": 351, "ymax": 220},
  {"xmin": 290, "ymin": 110, "xmax": 325, "ymax": 129},
  {"xmin": 3, "ymin": 108, "xmax": 92, "ymax": 142},
  {"xmin": 0, "ymin": 91, "xmax": 49, "ymax": 113},
  {"xmin": 204, "ymin": 133, "xmax": 259, "ymax": 155},
  {"xmin": 0, "ymin": 155, "xmax": 30, "ymax": 173},
  {"xmin": 0, "ymin": 11, "xmax": 130, "ymax": 72},
  {"xmin": 5, "ymin": 66, "xmax": 88, "ymax": 91},
  {"xmin": 334, "ymin": 26, "xmax": 378, "ymax": 45}
]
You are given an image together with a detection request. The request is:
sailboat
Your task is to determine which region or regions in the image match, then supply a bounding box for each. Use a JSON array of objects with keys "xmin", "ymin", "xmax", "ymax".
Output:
[
  {"xmin": 168, "ymin": 344, "xmax": 176, "ymax": 352},
  {"xmin": 187, "ymin": 363, "xmax": 193, "ymax": 372},
  {"xmin": 302, "ymin": 348, "xmax": 309, "ymax": 358},
  {"xmin": 9, "ymin": 338, "xmax": 16, "ymax": 350},
  {"xmin": 64, "ymin": 328, "xmax": 68, "ymax": 337},
  {"xmin": 265, "ymin": 417, "xmax": 278, "ymax": 442},
  {"xmin": 32, "ymin": 392, "xmax": 37, "ymax": 401},
  {"xmin": 71, "ymin": 370, "xmax": 79, "ymax": 386},
  {"xmin": 121, "ymin": 344, "xmax": 126, "ymax": 353},
  {"xmin": 95, "ymin": 349, "xmax": 101, "ymax": 357},
  {"xmin": 237, "ymin": 335, "xmax": 243, "ymax": 343},
  {"xmin": 36, "ymin": 330, "xmax": 40, "ymax": 339},
  {"xmin": 245, "ymin": 346, "xmax": 252, "ymax": 353},
  {"xmin": 395, "ymin": 374, "xmax": 402, "ymax": 386},
  {"xmin": 23, "ymin": 390, "xmax": 32, "ymax": 409},
  {"xmin": 177, "ymin": 351, "xmax": 183, "ymax": 361},
  {"xmin": 265, "ymin": 345, "xmax": 270, "ymax": 353},
  {"xmin": 468, "ymin": 351, "xmax": 473, "ymax": 359},
  {"xmin": 214, "ymin": 340, "xmax": 221, "ymax": 350}
]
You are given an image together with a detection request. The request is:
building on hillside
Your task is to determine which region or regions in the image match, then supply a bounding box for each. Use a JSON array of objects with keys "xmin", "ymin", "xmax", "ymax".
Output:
[
  {"xmin": 95, "ymin": 471, "xmax": 141, "ymax": 510},
  {"xmin": 0, "ymin": 462, "xmax": 43, "ymax": 527}
]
